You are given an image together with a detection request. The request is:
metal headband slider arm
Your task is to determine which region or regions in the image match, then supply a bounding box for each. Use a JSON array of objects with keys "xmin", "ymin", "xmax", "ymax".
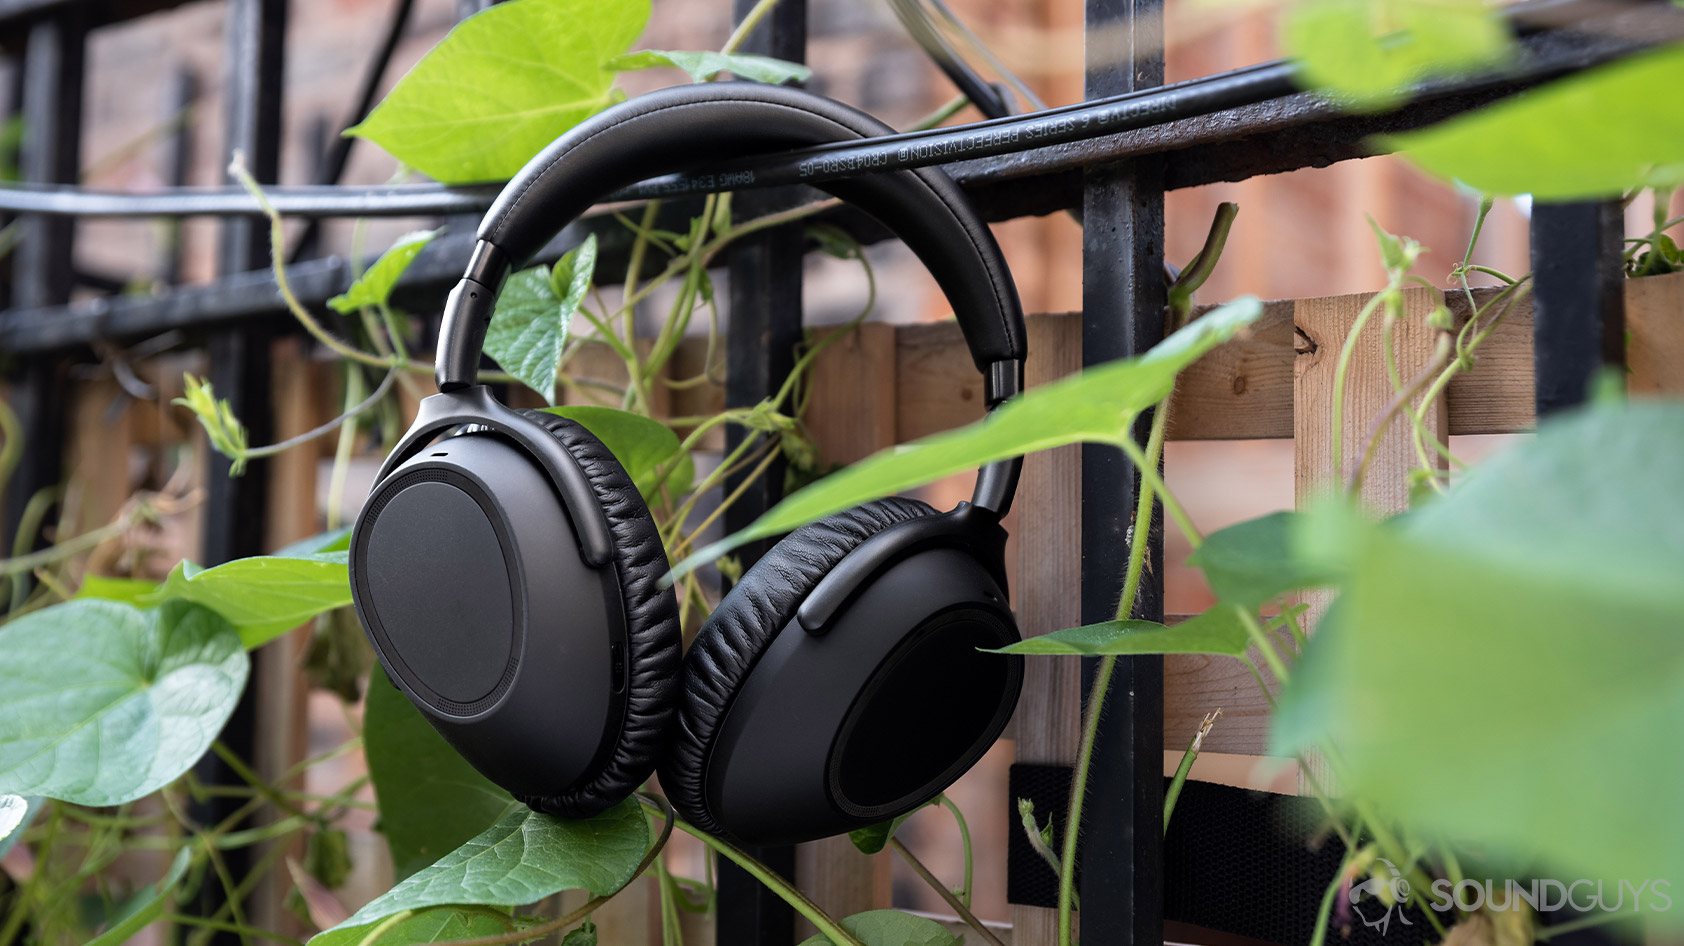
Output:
[{"xmin": 436, "ymin": 240, "xmax": 511, "ymax": 391}]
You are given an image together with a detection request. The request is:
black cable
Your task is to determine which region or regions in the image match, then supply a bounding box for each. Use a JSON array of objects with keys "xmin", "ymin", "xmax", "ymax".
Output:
[
  {"xmin": 0, "ymin": 59, "xmax": 1300, "ymax": 218},
  {"xmin": 0, "ymin": 0, "xmax": 1673, "ymax": 221}
]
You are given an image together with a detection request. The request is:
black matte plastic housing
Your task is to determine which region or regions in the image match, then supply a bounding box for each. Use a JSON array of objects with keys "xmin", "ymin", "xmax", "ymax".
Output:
[
  {"xmin": 702, "ymin": 546, "xmax": 1023, "ymax": 845},
  {"xmin": 350, "ymin": 431, "xmax": 628, "ymax": 799}
]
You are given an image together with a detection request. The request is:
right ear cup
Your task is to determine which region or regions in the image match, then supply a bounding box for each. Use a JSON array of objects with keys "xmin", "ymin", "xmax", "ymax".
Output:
[
  {"xmin": 661, "ymin": 496, "xmax": 1021, "ymax": 844},
  {"xmin": 662, "ymin": 498, "xmax": 937, "ymax": 835}
]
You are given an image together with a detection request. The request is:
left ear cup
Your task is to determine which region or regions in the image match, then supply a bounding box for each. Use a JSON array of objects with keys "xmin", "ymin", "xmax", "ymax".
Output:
[
  {"xmin": 512, "ymin": 409, "xmax": 683, "ymax": 816},
  {"xmin": 659, "ymin": 497, "xmax": 939, "ymax": 835}
]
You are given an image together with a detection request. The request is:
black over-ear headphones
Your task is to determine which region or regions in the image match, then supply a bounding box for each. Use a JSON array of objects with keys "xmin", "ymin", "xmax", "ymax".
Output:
[{"xmin": 350, "ymin": 82, "xmax": 1027, "ymax": 845}]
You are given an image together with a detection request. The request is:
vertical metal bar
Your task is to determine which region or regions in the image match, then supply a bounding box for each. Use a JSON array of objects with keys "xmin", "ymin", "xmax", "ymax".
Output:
[
  {"xmin": 4, "ymin": 12, "xmax": 85, "ymax": 545},
  {"xmin": 191, "ymin": 0, "xmax": 285, "ymax": 937},
  {"xmin": 1079, "ymin": 0, "xmax": 1165, "ymax": 944},
  {"xmin": 159, "ymin": 66, "xmax": 197, "ymax": 287},
  {"xmin": 716, "ymin": 0, "xmax": 806, "ymax": 943},
  {"xmin": 1529, "ymin": 201, "xmax": 1625, "ymax": 417}
]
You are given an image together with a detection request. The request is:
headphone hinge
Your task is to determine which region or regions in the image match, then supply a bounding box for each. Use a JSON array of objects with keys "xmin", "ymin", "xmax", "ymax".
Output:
[{"xmin": 985, "ymin": 358, "xmax": 1024, "ymax": 406}]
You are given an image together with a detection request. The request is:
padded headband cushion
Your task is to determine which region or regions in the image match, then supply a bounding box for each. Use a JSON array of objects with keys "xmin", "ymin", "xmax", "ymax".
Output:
[
  {"xmin": 478, "ymin": 82, "xmax": 1025, "ymax": 373},
  {"xmin": 514, "ymin": 409, "xmax": 682, "ymax": 816},
  {"xmin": 659, "ymin": 495, "xmax": 937, "ymax": 833}
]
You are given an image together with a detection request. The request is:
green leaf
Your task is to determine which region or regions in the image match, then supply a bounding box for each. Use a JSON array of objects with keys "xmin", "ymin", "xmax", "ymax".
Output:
[
  {"xmin": 847, "ymin": 803, "xmax": 926, "ymax": 856},
  {"xmin": 0, "ymin": 794, "xmax": 35, "ymax": 860},
  {"xmin": 986, "ymin": 608, "xmax": 1251, "ymax": 657},
  {"xmin": 484, "ymin": 235, "xmax": 596, "ymax": 404},
  {"xmin": 328, "ymin": 228, "xmax": 444, "ymax": 314},
  {"xmin": 608, "ymin": 49, "xmax": 810, "ymax": 85},
  {"xmin": 76, "ymin": 574, "xmax": 161, "ymax": 604},
  {"xmin": 365, "ymin": 664, "xmax": 514, "ymax": 880},
  {"xmin": 311, "ymin": 803, "xmax": 649, "ymax": 946},
  {"xmin": 1285, "ymin": 0, "xmax": 1514, "ymax": 111},
  {"xmin": 1384, "ymin": 43, "xmax": 1684, "ymax": 200},
  {"xmin": 1271, "ymin": 401, "xmax": 1684, "ymax": 887},
  {"xmin": 796, "ymin": 910, "xmax": 960, "ymax": 946},
  {"xmin": 561, "ymin": 921, "xmax": 597, "ymax": 946},
  {"xmin": 669, "ymin": 296, "xmax": 1265, "ymax": 582},
  {"xmin": 1188, "ymin": 511, "xmax": 1344, "ymax": 607},
  {"xmin": 0, "ymin": 599, "xmax": 247, "ymax": 806},
  {"xmin": 543, "ymin": 404, "xmax": 693, "ymax": 500},
  {"xmin": 309, "ymin": 907, "xmax": 528, "ymax": 946},
  {"xmin": 346, "ymin": 0, "xmax": 647, "ymax": 183},
  {"xmin": 146, "ymin": 552, "xmax": 352, "ymax": 649},
  {"xmin": 85, "ymin": 847, "xmax": 193, "ymax": 946}
]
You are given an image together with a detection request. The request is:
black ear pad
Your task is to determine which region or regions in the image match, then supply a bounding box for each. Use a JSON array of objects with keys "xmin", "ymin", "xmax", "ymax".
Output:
[
  {"xmin": 512, "ymin": 409, "xmax": 682, "ymax": 816},
  {"xmin": 659, "ymin": 496, "xmax": 937, "ymax": 834}
]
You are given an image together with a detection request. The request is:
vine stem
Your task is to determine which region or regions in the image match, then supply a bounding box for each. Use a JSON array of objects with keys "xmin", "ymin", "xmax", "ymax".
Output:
[
  {"xmin": 936, "ymin": 794, "xmax": 973, "ymax": 909},
  {"xmin": 228, "ymin": 153, "xmax": 393, "ymax": 371},
  {"xmin": 633, "ymin": 797, "xmax": 864, "ymax": 946},
  {"xmin": 1328, "ymin": 290, "xmax": 1387, "ymax": 482},
  {"xmin": 1056, "ymin": 397, "xmax": 1172, "ymax": 946},
  {"xmin": 887, "ymin": 839, "xmax": 1006, "ymax": 946},
  {"xmin": 721, "ymin": 0, "xmax": 781, "ymax": 54}
]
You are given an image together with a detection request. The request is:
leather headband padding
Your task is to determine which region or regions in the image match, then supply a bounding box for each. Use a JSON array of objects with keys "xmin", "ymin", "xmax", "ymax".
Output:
[{"xmin": 477, "ymin": 82, "xmax": 1025, "ymax": 372}]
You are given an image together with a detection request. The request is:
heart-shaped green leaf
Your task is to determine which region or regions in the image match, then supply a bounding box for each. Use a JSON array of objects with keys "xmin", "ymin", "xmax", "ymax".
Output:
[
  {"xmin": 543, "ymin": 404, "xmax": 693, "ymax": 500},
  {"xmin": 609, "ymin": 49, "xmax": 810, "ymax": 85},
  {"xmin": 1188, "ymin": 511, "xmax": 1345, "ymax": 607},
  {"xmin": 346, "ymin": 0, "xmax": 647, "ymax": 183},
  {"xmin": 0, "ymin": 794, "xmax": 35, "ymax": 860},
  {"xmin": 145, "ymin": 552, "xmax": 351, "ymax": 649},
  {"xmin": 1272, "ymin": 401, "xmax": 1684, "ymax": 888},
  {"xmin": 0, "ymin": 599, "xmax": 248, "ymax": 806},
  {"xmin": 485, "ymin": 235, "xmax": 597, "ymax": 405},
  {"xmin": 328, "ymin": 228, "xmax": 444, "ymax": 314},
  {"xmin": 796, "ymin": 910, "xmax": 960, "ymax": 946},
  {"xmin": 75, "ymin": 574, "xmax": 161, "ymax": 604},
  {"xmin": 364, "ymin": 665, "xmax": 514, "ymax": 879},
  {"xmin": 1285, "ymin": 0, "xmax": 1514, "ymax": 111},
  {"xmin": 311, "ymin": 803, "xmax": 649, "ymax": 946},
  {"xmin": 668, "ymin": 296, "xmax": 1265, "ymax": 582},
  {"xmin": 986, "ymin": 607, "xmax": 1252, "ymax": 657},
  {"xmin": 1383, "ymin": 43, "xmax": 1684, "ymax": 200}
]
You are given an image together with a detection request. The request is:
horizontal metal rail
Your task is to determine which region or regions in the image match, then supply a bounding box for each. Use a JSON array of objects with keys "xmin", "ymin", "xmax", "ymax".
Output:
[
  {"xmin": 1, "ymin": 3, "xmax": 1677, "ymax": 356},
  {"xmin": 4, "ymin": 0, "xmax": 1677, "ymax": 220}
]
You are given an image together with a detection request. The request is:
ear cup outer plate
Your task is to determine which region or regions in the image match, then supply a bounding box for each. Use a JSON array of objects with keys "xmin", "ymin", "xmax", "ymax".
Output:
[
  {"xmin": 703, "ymin": 546, "xmax": 1022, "ymax": 845},
  {"xmin": 352, "ymin": 432, "xmax": 622, "ymax": 800}
]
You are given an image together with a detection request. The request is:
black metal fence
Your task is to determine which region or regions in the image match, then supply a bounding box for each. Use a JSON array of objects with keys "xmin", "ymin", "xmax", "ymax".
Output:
[{"xmin": 0, "ymin": 0, "xmax": 1667, "ymax": 941}]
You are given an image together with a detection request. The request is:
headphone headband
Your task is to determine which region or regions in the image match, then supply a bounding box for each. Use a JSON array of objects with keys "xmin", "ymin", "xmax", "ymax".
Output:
[{"xmin": 437, "ymin": 83, "xmax": 1026, "ymax": 396}]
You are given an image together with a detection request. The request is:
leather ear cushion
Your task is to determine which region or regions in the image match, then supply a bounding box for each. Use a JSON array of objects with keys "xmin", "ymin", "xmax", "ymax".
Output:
[
  {"xmin": 514, "ymin": 408, "xmax": 682, "ymax": 817},
  {"xmin": 659, "ymin": 496, "xmax": 938, "ymax": 834}
]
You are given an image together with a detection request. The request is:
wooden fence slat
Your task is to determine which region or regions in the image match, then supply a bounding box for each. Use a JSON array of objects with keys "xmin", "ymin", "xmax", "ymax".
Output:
[
  {"xmin": 1628, "ymin": 270, "xmax": 1684, "ymax": 396},
  {"xmin": 1009, "ymin": 313, "xmax": 1084, "ymax": 944},
  {"xmin": 1294, "ymin": 287, "xmax": 1451, "ymax": 509},
  {"xmin": 892, "ymin": 297, "xmax": 1539, "ymax": 445},
  {"xmin": 1166, "ymin": 300, "xmax": 1297, "ymax": 441}
]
